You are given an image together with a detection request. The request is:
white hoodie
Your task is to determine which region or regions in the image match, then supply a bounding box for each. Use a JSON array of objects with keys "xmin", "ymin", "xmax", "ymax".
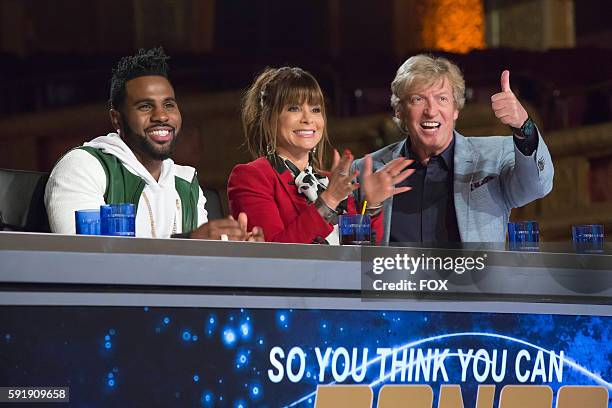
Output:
[{"xmin": 45, "ymin": 133, "xmax": 207, "ymax": 237}]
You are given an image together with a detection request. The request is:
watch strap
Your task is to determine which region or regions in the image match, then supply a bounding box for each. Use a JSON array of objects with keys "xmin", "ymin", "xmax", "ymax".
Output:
[{"xmin": 511, "ymin": 116, "xmax": 536, "ymax": 139}]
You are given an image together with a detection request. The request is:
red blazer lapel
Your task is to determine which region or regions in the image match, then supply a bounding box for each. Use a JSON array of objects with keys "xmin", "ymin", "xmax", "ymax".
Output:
[{"xmin": 272, "ymin": 163, "xmax": 308, "ymax": 214}]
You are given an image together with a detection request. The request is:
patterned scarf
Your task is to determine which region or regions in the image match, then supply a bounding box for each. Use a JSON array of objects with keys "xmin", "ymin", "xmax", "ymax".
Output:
[
  {"xmin": 280, "ymin": 156, "xmax": 348, "ymax": 213},
  {"xmin": 281, "ymin": 159, "xmax": 328, "ymax": 202}
]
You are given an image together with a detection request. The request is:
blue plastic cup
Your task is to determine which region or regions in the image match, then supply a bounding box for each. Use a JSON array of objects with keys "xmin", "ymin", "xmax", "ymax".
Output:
[
  {"xmin": 572, "ymin": 224, "xmax": 604, "ymax": 253},
  {"xmin": 508, "ymin": 221, "xmax": 539, "ymax": 251},
  {"xmin": 339, "ymin": 214, "xmax": 371, "ymax": 245},
  {"xmin": 75, "ymin": 209, "xmax": 101, "ymax": 235},
  {"xmin": 100, "ymin": 205, "xmax": 112, "ymax": 235},
  {"xmin": 100, "ymin": 203, "xmax": 135, "ymax": 236}
]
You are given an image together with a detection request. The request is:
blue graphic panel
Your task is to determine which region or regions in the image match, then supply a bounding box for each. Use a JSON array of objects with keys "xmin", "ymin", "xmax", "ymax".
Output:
[{"xmin": 0, "ymin": 307, "xmax": 610, "ymax": 406}]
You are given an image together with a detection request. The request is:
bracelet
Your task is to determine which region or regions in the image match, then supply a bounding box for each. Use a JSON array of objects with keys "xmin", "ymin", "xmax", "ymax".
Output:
[
  {"xmin": 365, "ymin": 201, "xmax": 383, "ymax": 215},
  {"xmin": 365, "ymin": 206, "xmax": 383, "ymax": 216},
  {"xmin": 365, "ymin": 202, "xmax": 383, "ymax": 210},
  {"xmin": 315, "ymin": 196, "xmax": 339, "ymax": 225}
]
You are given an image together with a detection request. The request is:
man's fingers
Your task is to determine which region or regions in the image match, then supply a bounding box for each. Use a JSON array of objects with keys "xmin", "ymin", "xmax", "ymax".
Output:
[
  {"xmin": 248, "ymin": 226, "xmax": 265, "ymax": 242},
  {"xmin": 211, "ymin": 226, "xmax": 245, "ymax": 240},
  {"xmin": 494, "ymin": 109, "xmax": 512, "ymax": 119},
  {"xmin": 210, "ymin": 218, "xmax": 239, "ymax": 227},
  {"xmin": 501, "ymin": 70, "xmax": 511, "ymax": 92},
  {"xmin": 237, "ymin": 212, "xmax": 248, "ymax": 233},
  {"xmin": 491, "ymin": 97, "xmax": 514, "ymax": 110},
  {"xmin": 212, "ymin": 221, "xmax": 242, "ymax": 232},
  {"xmin": 188, "ymin": 222, "xmax": 211, "ymax": 240},
  {"xmin": 207, "ymin": 218, "xmax": 247, "ymax": 240},
  {"xmin": 218, "ymin": 226, "xmax": 247, "ymax": 240},
  {"xmin": 191, "ymin": 219, "xmax": 252, "ymax": 241},
  {"xmin": 492, "ymin": 105, "xmax": 515, "ymax": 119},
  {"xmin": 491, "ymin": 91, "xmax": 515, "ymax": 103}
]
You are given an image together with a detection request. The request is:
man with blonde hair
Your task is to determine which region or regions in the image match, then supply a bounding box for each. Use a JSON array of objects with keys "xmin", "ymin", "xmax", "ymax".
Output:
[{"xmin": 353, "ymin": 54, "xmax": 553, "ymax": 244}]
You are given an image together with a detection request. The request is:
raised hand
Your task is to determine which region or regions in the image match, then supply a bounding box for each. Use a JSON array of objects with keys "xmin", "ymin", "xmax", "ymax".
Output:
[
  {"xmin": 491, "ymin": 70, "xmax": 529, "ymax": 130},
  {"xmin": 319, "ymin": 149, "xmax": 359, "ymax": 210},
  {"xmin": 360, "ymin": 155, "xmax": 414, "ymax": 207}
]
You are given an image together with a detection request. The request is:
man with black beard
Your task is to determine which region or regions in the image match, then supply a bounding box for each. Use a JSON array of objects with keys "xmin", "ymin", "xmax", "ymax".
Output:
[{"xmin": 45, "ymin": 47, "xmax": 263, "ymax": 240}]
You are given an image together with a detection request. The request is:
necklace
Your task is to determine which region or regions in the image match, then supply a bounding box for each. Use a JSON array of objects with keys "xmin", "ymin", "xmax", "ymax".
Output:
[{"xmin": 141, "ymin": 191, "xmax": 179, "ymax": 238}]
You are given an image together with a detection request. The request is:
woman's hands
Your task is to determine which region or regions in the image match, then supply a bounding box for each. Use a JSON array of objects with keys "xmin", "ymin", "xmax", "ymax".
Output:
[
  {"xmin": 360, "ymin": 155, "xmax": 414, "ymax": 207},
  {"xmin": 319, "ymin": 149, "xmax": 415, "ymax": 212},
  {"xmin": 319, "ymin": 149, "xmax": 359, "ymax": 210}
]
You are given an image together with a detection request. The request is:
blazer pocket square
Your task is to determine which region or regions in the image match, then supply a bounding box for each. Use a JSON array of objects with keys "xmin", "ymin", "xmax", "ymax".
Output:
[{"xmin": 470, "ymin": 175, "xmax": 496, "ymax": 191}]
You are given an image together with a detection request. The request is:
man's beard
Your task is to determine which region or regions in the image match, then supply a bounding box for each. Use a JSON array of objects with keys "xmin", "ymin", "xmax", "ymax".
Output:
[{"xmin": 120, "ymin": 118, "xmax": 178, "ymax": 161}]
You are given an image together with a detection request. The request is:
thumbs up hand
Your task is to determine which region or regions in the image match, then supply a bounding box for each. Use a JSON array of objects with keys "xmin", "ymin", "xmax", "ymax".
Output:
[{"xmin": 491, "ymin": 70, "xmax": 529, "ymax": 129}]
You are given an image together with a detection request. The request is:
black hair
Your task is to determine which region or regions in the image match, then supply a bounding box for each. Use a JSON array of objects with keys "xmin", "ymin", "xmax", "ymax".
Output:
[{"xmin": 109, "ymin": 47, "xmax": 170, "ymax": 109}]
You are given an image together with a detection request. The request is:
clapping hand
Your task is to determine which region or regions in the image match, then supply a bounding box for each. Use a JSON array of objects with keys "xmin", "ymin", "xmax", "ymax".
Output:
[
  {"xmin": 319, "ymin": 149, "xmax": 359, "ymax": 210},
  {"xmin": 360, "ymin": 155, "xmax": 414, "ymax": 207}
]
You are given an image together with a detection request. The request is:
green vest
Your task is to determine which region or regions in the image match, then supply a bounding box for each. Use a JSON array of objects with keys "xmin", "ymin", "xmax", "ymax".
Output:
[{"xmin": 78, "ymin": 146, "xmax": 200, "ymax": 234}]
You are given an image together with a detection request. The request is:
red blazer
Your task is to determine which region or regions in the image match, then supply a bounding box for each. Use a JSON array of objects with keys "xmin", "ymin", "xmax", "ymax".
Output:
[{"xmin": 227, "ymin": 156, "xmax": 382, "ymax": 244}]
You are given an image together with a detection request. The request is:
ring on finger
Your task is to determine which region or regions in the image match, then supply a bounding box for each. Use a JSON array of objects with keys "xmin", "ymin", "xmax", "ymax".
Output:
[{"xmin": 339, "ymin": 171, "xmax": 348, "ymax": 177}]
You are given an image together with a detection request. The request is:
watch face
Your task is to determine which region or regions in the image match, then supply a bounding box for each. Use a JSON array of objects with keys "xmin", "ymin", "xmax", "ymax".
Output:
[{"xmin": 522, "ymin": 118, "xmax": 535, "ymax": 136}]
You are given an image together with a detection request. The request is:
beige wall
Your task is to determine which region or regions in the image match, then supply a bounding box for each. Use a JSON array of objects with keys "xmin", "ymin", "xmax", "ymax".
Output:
[{"xmin": 486, "ymin": 0, "xmax": 575, "ymax": 50}]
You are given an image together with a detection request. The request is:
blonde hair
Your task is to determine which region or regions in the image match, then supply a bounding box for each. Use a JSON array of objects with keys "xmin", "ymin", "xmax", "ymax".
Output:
[
  {"xmin": 242, "ymin": 67, "xmax": 329, "ymax": 170},
  {"xmin": 390, "ymin": 54, "xmax": 466, "ymax": 114}
]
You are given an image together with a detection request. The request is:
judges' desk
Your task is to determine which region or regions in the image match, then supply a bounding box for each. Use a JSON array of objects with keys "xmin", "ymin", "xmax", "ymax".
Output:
[{"xmin": 0, "ymin": 232, "xmax": 611, "ymax": 407}]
